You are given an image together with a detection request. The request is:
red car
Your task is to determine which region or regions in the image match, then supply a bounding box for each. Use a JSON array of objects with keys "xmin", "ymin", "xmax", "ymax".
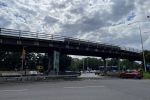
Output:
[{"xmin": 119, "ymin": 70, "xmax": 143, "ymax": 79}]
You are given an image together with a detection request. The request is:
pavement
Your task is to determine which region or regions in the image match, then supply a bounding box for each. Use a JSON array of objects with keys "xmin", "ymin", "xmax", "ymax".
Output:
[
  {"xmin": 79, "ymin": 72, "xmax": 103, "ymax": 78},
  {"xmin": 0, "ymin": 73, "xmax": 150, "ymax": 100}
]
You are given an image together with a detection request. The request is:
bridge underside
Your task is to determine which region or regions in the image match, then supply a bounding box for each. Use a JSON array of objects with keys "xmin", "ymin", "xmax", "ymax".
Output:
[
  {"xmin": 0, "ymin": 37, "xmax": 140, "ymax": 61},
  {"xmin": 0, "ymin": 28, "xmax": 142, "ymax": 76}
]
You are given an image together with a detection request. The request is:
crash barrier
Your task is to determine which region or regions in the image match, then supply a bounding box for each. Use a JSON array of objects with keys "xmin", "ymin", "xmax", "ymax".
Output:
[
  {"xmin": 2, "ymin": 73, "xmax": 21, "ymax": 77},
  {"xmin": 0, "ymin": 74, "xmax": 80, "ymax": 81},
  {"xmin": 0, "ymin": 71, "xmax": 30, "ymax": 76},
  {"xmin": 46, "ymin": 72, "xmax": 81, "ymax": 75},
  {"xmin": 0, "ymin": 71, "xmax": 81, "ymax": 77}
]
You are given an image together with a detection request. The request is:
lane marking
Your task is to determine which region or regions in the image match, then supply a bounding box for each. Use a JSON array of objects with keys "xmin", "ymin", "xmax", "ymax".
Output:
[
  {"xmin": 64, "ymin": 87, "xmax": 85, "ymax": 89},
  {"xmin": 86, "ymin": 86, "xmax": 105, "ymax": 88},
  {"xmin": 0, "ymin": 89, "xmax": 28, "ymax": 92},
  {"xmin": 64, "ymin": 86, "xmax": 105, "ymax": 89}
]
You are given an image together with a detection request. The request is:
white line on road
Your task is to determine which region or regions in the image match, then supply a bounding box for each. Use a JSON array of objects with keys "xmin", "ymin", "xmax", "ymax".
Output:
[
  {"xmin": 86, "ymin": 86, "xmax": 105, "ymax": 88},
  {"xmin": 0, "ymin": 89, "xmax": 28, "ymax": 92},
  {"xmin": 64, "ymin": 86, "xmax": 105, "ymax": 89},
  {"xmin": 64, "ymin": 87, "xmax": 85, "ymax": 89}
]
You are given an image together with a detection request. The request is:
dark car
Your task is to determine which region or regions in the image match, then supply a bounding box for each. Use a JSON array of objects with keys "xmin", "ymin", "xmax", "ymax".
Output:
[{"xmin": 119, "ymin": 70, "xmax": 143, "ymax": 79}]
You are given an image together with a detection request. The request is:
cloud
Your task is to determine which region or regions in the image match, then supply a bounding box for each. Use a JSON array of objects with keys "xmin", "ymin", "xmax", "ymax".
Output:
[
  {"xmin": 43, "ymin": 15, "xmax": 59, "ymax": 27},
  {"xmin": 0, "ymin": 15, "xmax": 12, "ymax": 28},
  {"xmin": 19, "ymin": 6, "xmax": 37, "ymax": 16},
  {"xmin": 0, "ymin": 0, "xmax": 150, "ymax": 53}
]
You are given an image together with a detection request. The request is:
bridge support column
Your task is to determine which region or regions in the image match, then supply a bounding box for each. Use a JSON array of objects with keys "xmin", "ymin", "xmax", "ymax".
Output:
[
  {"xmin": 131, "ymin": 61, "xmax": 133, "ymax": 70},
  {"xmin": 48, "ymin": 52, "xmax": 53, "ymax": 75},
  {"xmin": 102, "ymin": 57, "xmax": 107, "ymax": 74},
  {"xmin": 117, "ymin": 57, "xmax": 120, "ymax": 74}
]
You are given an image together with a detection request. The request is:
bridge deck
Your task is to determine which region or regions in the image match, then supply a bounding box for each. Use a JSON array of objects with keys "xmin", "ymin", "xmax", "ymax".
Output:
[{"xmin": 0, "ymin": 28, "xmax": 141, "ymax": 60}]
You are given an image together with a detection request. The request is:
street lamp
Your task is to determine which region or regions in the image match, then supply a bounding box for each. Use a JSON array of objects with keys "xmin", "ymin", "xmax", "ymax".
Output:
[{"xmin": 128, "ymin": 22, "xmax": 146, "ymax": 72}]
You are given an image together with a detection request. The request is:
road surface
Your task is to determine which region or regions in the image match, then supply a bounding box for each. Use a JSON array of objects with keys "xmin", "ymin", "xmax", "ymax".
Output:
[{"xmin": 0, "ymin": 73, "xmax": 150, "ymax": 100}]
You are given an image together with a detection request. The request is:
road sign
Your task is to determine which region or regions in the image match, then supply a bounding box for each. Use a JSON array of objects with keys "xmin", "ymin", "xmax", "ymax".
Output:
[
  {"xmin": 146, "ymin": 63, "xmax": 150, "ymax": 68},
  {"xmin": 22, "ymin": 49, "xmax": 25, "ymax": 59},
  {"xmin": 38, "ymin": 66, "xmax": 43, "ymax": 69},
  {"xmin": 54, "ymin": 51, "xmax": 59, "ymax": 69}
]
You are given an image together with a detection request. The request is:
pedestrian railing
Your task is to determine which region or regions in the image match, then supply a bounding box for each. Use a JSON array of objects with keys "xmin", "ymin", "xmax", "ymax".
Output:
[{"xmin": 0, "ymin": 28, "xmax": 141, "ymax": 53}]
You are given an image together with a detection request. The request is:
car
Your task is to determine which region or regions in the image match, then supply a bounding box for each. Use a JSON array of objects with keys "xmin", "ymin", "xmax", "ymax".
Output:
[
  {"xmin": 29, "ymin": 71, "xmax": 43, "ymax": 76},
  {"xmin": 119, "ymin": 70, "xmax": 143, "ymax": 79},
  {"xmin": 95, "ymin": 70, "xmax": 101, "ymax": 75},
  {"xmin": 37, "ymin": 72, "xmax": 43, "ymax": 76},
  {"xmin": 91, "ymin": 70, "xmax": 96, "ymax": 73}
]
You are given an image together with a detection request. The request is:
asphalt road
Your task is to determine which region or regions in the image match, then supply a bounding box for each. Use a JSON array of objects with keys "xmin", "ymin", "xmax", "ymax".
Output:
[{"xmin": 0, "ymin": 73, "xmax": 150, "ymax": 100}]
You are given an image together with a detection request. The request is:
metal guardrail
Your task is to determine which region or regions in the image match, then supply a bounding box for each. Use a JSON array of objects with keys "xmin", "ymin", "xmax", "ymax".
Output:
[
  {"xmin": 0, "ymin": 75, "xmax": 79, "ymax": 80},
  {"xmin": 0, "ymin": 28, "xmax": 141, "ymax": 53}
]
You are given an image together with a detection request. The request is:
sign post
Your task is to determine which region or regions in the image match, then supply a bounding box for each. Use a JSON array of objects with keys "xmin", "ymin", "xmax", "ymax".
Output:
[
  {"xmin": 53, "ymin": 51, "xmax": 59, "ymax": 75},
  {"xmin": 21, "ymin": 49, "xmax": 26, "ymax": 79},
  {"xmin": 22, "ymin": 49, "xmax": 25, "ymax": 59}
]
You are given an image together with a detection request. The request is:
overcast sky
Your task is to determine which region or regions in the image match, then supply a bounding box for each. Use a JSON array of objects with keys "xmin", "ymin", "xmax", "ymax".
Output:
[{"xmin": 0, "ymin": 0, "xmax": 150, "ymax": 58}]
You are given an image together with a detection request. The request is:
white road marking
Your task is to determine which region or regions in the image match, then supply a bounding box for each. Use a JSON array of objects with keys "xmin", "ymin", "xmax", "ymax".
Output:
[
  {"xmin": 86, "ymin": 86, "xmax": 105, "ymax": 88},
  {"xmin": 64, "ymin": 87, "xmax": 85, "ymax": 89},
  {"xmin": 0, "ymin": 89, "xmax": 28, "ymax": 92},
  {"xmin": 64, "ymin": 86, "xmax": 105, "ymax": 89}
]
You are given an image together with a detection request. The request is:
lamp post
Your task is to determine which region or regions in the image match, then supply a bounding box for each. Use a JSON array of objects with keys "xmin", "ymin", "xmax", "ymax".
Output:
[
  {"xmin": 87, "ymin": 58, "xmax": 88, "ymax": 70},
  {"xmin": 128, "ymin": 22, "xmax": 146, "ymax": 72},
  {"xmin": 83, "ymin": 58, "xmax": 84, "ymax": 73}
]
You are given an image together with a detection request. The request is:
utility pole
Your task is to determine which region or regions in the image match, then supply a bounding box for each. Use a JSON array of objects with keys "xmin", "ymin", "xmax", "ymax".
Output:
[
  {"xmin": 83, "ymin": 58, "xmax": 84, "ymax": 73},
  {"xmin": 87, "ymin": 58, "xmax": 88, "ymax": 70}
]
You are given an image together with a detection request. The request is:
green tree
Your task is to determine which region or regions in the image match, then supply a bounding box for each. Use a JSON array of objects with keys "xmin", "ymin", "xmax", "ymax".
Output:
[
  {"xmin": 59, "ymin": 54, "xmax": 72, "ymax": 72},
  {"xmin": 139, "ymin": 50, "xmax": 150, "ymax": 70},
  {"xmin": 68, "ymin": 57, "xmax": 103, "ymax": 71}
]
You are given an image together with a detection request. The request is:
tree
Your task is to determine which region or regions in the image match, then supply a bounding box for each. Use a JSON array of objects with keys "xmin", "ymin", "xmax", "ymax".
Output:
[
  {"xmin": 59, "ymin": 54, "xmax": 72, "ymax": 72},
  {"xmin": 120, "ymin": 59, "xmax": 140, "ymax": 70},
  {"xmin": 139, "ymin": 50, "xmax": 150, "ymax": 70},
  {"xmin": 67, "ymin": 57, "xmax": 103, "ymax": 71}
]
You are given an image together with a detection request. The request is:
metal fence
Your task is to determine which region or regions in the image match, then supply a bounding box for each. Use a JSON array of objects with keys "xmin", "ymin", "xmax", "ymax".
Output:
[{"xmin": 0, "ymin": 28, "xmax": 141, "ymax": 53}]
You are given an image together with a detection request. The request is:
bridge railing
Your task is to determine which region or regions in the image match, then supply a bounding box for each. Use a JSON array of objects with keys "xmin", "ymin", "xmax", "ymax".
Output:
[{"xmin": 0, "ymin": 28, "xmax": 141, "ymax": 53}]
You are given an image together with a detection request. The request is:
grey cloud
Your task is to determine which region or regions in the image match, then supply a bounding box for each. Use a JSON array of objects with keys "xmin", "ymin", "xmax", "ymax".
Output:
[
  {"xmin": 2, "ymin": 0, "xmax": 16, "ymax": 6},
  {"xmin": 19, "ymin": 7, "xmax": 37, "ymax": 16},
  {"xmin": 108, "ymin": 0, "xmax": 135, "ymax": 22},
  {"xmin": 0, "ymin": 15, "xmax": 12, "ymax": 28},
  {"xmin": 50, "ymin": 1, "xmax": 69, "ymax": 9},
  {"xmin": 65, "ymin": 14, "xmax": 72, "ymax": 19},
  {"xmin": 59, "ymin": 12, "xmax": 106, "ymax": 37},
  {"xmin": 102, "ymin": 33, "xmax": 145, "ymax": 47},
  {"xmin": 69, "ymin": 7, "xmax": 84, "ymax": 14},
  {"xmin": 43, "ymin": 16, "xmax": 59, "ymax": 26}
]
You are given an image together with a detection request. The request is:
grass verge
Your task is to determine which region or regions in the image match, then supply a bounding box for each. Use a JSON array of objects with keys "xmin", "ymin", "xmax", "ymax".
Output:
[{"xmin": 143, "ymin": 72, "xmax": 150, "ymax": 79}]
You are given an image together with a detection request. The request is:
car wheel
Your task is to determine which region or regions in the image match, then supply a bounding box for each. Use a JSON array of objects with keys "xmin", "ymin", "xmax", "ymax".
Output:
[
  {"xmin": 133, "ymin": 75, "xmax": 137, "ymax": 79},
  {"xmin": 120, "ymin": 75, "xmax": 124, "ymax": 79}
]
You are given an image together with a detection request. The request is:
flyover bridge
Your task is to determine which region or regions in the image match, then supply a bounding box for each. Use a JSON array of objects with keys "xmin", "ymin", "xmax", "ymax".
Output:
[{"xmin": 0, "ymin": 28, "xmax": 141, "ymax": 73}]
